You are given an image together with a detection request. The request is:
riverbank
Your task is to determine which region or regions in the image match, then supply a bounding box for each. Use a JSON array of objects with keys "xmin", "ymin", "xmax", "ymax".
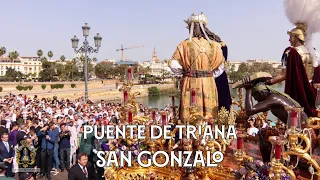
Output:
[
  {"xmin": 88, "ymin": 84, "xmax": 176, "ymax": 102},
  {"xmin": 0, "ymin": 80, "xmax": 118, "ymax": 92},
  {"xmin": 0, "ymin": 81, "xmax": 176, "ymax": 101}
]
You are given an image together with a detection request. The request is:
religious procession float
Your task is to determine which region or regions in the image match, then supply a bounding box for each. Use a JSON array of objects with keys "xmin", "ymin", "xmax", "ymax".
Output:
[{"xmin": 102, "ymin": 0, "xmax": 320, "ymax": 179}]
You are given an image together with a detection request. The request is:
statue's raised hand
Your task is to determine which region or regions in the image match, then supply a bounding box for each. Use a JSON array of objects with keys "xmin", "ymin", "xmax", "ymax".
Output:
[{"xmin": 242, "ymin": 76, "xmax": 253, "ymax": 90}]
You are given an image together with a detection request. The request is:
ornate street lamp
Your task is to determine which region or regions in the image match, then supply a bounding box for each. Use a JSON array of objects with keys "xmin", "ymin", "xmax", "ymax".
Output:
[{"xmin": 71, "ymin": 23, "xmax": 102, "ymax": 102}]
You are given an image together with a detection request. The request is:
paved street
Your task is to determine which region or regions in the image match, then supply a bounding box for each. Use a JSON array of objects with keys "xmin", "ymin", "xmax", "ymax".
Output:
[{"xmin": 13, "ymin": 170, "xmax": 68, "ymax": 180}]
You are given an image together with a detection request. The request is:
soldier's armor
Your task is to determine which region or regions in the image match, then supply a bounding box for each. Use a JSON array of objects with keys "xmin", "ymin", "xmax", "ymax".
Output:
[{"xmin": 294, "ymin": 46, "xmax": 314, "ymax": 81}]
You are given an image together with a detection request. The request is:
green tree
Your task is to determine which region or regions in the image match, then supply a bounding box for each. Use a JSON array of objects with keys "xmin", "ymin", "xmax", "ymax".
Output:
[
  {"xmin": 47, "ymin": 51, "xmax": 53, "ymax": 59},
  {"xmin": 0, "ymin": 47, "xmax": 6, "ymax": 57},
  {"xmin": 92, "ymin": 57, "xmax": 97, "ymax": 62},
  {"xmin": 88, "ymin": 62, "xmax": 94, "ymax": 76},
  {"xmin": 95, "ymin": 61, "xmax": 115, "ymax": 79},
  {"xmin": 41, "ymin": 56, "xmax": 47, "ymax": 61},
  {"xmin": 115, "ymin": 64, "xmax": 129, "ymax": 78},
  {"xmin": 8, "ymin": 51, "xmax": 19, "ymax": 67},
  {"xmin": 60, "ymin": 55, "xmax": 66, "ymax": 62},
  {"xmin": 65, "ymin": 61, "xmax": 79, "ymax": 81},
  {"xmin": 227, "ymin": 62, "xmax": 279, "ymax": 82},
  {"xmin": 5, "ymin": 67, "xmax": 23, "ymax": 81},
  {"xmin": 148, "ymin": 86, "xmax": 160, "ymax": 96},
  {"xmin": 137, "ymin": 65, "xmax": 151, "ymax": 75},
  {"xmin": 39, "ymin": 60, "xmax": 56, "ymax": 81},
  {"xmin": 56, "ymin": 63, "xmax": 66, "ymax": 80},
  {"xmin": 37, "ymin": 49, "xmax": 43, "ymax": 58},
  {"xmin": 79, "ymin": 56, "xmax": 94, "ymax": 77},
  {"xmin": 80, "ymin": 55, "xmax": 85, "ymax": 63}
]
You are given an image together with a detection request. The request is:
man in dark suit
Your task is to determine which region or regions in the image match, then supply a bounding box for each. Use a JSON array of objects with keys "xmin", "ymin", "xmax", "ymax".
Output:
[
  {"xmin": 16, "ymin": 124, "xmax": 28, "ymax": 146},
  {"xmin": 0, "ymin": 120, "xmax": 8, "ymax": 137},
  {"xmin": 0, "ymin": 133, "xmax": 14, "ymax": 177},
  {"xmin": 68, "ymin": 153, "xmax": 90, "ymax": 180},
  {"xmin": 79, "ymin": 127, "xmax": 95, "ymax": 179}
]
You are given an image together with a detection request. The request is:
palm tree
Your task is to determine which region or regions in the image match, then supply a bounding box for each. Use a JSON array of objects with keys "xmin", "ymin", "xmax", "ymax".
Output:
[
  {"xmin": 37, "ymin": 49, "xmax": 43, "ymax": 60},
  {"xmin": 8, "ymin": 51, "xmax": 19, "ymax": 68},
  {"xmin": 47, "ymin": 51, "xmax": 53, "ymax": 59},
  {"xmin": 0, "ymin": 47, "xmax": 6, "ymax": 57},
  {"xmin": 41, "ymin": 56, "xmax": 47, "ymax": 62},
  {"xmin": 60, "ymin": 55, "xmax": 66, "ymax": 62}
]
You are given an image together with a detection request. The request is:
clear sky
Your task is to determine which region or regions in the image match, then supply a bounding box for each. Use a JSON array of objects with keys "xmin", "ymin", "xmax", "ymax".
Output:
[{"xmin": 1, "ymin": 0, "xmax": 320, "ymax": 62}]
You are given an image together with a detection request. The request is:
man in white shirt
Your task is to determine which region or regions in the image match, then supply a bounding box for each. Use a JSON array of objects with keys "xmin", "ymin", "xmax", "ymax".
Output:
[
  {"xmin": 68, "ymin": 121, "xmax": 78, "ymax": 167},
  {"xmin": 73, "ymin": 114, "xmax": 83, "ymax": 133},
  {"xmin": 64, "ymin": 103, "xmax": 74, "ymax": 115}
]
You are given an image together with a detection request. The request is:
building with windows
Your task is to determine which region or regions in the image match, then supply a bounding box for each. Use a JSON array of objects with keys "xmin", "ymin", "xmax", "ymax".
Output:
[
  {"xmin": 0, "ymin": 56, "xmax": 42, "ymax": 77},
  {"xmin": 0, "ymin": 55, "xmax": 76, "ymax": 78},
  {"xmin": 139, "ymin": 47, "xmax": 172, "ymax": 77}
]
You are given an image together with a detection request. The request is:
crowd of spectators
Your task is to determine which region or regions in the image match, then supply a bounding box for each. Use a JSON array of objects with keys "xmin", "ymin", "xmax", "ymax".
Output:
[{"xmin": 0, "ymin": 93, "xmax": 172, "ymax": 180}]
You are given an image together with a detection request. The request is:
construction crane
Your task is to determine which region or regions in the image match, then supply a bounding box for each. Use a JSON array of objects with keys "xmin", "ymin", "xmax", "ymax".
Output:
[{"xmin": 116, "ymin": 45, "xmax": 144, "ymax": 61}]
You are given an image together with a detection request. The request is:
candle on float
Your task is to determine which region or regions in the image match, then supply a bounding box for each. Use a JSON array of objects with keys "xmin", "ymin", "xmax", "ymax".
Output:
[
  {"xmin": 127, "ymin": 67, "xmax": 132, "ymax": 81},
  {"xmin": 275, "ymin": 142, "xmax": 281, "ymax": 159},
  {"xmin": 161, "ymin": 113, "xmax": 167, "ymax": 126},
  {"xmin": 291, "ymin": 110, "xmax": 297, "ymax": 127},
  {"xmin": 124, "ymin": 90, "xmax": 128, "ymax": 103},
  {"xmin": 150, "ymin": 174, "xmax": 155, "ymax": 180},
  {"xmin": 237, "ymin": 135, "xmax": 242, "ymax": 150},
  {"xmin": 128, "ymin": 111, "xmax": 133, "ymax": 124},
  {"xmin": 191, "ymin": 89, "xmax": 196, "ymax": 105}
]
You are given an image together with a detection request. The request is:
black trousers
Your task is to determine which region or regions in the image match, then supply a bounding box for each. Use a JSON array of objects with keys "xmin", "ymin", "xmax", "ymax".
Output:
[
  {"xmin": 5, "ymin": 162, "xmax": 13, "ymax": 177},
  {"xmin": 40, "ymin": 149, "xmax": 53, "ymax": 176},
  {"xmin": 96, "ymin": 166, "xmax": 104, "ymax": 180},
  {"xmin": 59, "ymin": 148, "xmax": 70, "ymax": 169},
  {"xmin": 36, "ymin": 148, "xmax": 41, "ymax": 169}
]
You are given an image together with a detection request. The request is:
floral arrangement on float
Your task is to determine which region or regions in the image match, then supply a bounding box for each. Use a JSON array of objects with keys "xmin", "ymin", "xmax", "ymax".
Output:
[{"xmin": 234, "ymin": 160, "xmax": 292, "ymax": 180}]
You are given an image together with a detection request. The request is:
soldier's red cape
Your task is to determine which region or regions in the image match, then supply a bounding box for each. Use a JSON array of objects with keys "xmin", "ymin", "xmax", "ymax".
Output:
[{"xmin": 284, "ymin": 47, "xmax": 317, "ymax": 117}]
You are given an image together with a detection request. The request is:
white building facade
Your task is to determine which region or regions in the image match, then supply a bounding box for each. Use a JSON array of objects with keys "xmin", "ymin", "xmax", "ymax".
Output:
[
  {"xmin": 139, "ymin": 47, "xmax": 172, "ymax": 77},
  {"xmin": 0, "ymin": 56, "xmax": 42, "ymax": 77}
]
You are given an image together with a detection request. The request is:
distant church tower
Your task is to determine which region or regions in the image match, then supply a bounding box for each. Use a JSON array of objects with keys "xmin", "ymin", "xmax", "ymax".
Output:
[{"xmin": 152, "ymin": 47, "xmax": 160, "ymax": 63}]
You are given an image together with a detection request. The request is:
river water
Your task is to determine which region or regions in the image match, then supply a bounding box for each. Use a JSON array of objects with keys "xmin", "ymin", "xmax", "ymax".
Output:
[{"xmin": 111, "ymin": 83, "xmax": 285, "ymax": 121}]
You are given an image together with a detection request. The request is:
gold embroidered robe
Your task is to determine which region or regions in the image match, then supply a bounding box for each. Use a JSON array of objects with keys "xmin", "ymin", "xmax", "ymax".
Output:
[{"xmin": 171, "ymin": 37, "xmax": 225, "ymax": 122}]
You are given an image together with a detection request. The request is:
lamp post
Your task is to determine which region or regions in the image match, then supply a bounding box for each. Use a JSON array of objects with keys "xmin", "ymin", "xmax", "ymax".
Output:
[{"xmin": 71, "ymin": 23, "xmax": 102, "ymax": 103}]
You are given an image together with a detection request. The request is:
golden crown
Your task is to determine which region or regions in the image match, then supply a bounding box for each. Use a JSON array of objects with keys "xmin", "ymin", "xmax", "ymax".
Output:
[{"xmin": 184, "ymin": 12, "xmax": 208, "ymax": 26}]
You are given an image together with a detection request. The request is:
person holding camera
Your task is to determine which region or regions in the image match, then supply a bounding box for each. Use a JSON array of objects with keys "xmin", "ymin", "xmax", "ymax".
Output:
[
  {"xmin": 37, "ymin": 122, "xmax": 57, "ymax": 180},
  {"xmin": 59, "ymin": 123, "xmax": 71, "ymax": 172}
]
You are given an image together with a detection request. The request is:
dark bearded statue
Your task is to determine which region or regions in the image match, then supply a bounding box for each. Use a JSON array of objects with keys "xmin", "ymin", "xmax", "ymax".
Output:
[{"xmin": 233, "ymin": 73, "xmax": 317, "ymax": 162}]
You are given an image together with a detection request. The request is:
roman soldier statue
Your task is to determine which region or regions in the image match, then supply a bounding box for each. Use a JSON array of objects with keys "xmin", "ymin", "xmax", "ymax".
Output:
[{"xmin": 266, "ymin": 0, "xmax": 320, "ymax": 117}]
